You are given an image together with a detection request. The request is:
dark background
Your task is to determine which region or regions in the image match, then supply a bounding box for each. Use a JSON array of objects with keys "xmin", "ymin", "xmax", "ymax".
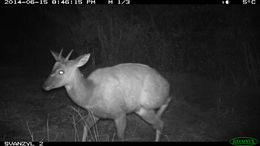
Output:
[
  {"xmin": 1, "ymin": 6, "xmax": 260, "ymax": 80},
  {"xmin": 0, "ymin": 5, "xmax": 259, "ymax": 141},
  {"xmin": 1, "ymin": 6, "xmax": 259, "ymax": 80}
]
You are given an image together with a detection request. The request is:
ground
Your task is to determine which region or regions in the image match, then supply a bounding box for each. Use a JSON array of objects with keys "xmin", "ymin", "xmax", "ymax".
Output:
[{"xmin": 0, "ymin": 71, "xmax": 259, "ymax": 141}]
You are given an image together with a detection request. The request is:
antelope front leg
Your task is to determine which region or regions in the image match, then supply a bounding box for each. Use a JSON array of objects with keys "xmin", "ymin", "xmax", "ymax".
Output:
[
  {"xmin": 114, "ymin": 114, "xmax": 127, "ymax": 141},
  {"xmin": 82, "ymin": 115, "xmax": 99, "ymax": 142}
]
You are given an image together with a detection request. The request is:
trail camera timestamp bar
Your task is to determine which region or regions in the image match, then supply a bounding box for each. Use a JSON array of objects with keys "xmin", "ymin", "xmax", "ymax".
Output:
[
  {"xmin": 3, "ymin": 0, "xmax": 256, "ymax": 5},
  {"xmin": 3, "ymin": 0, "xmax": 130, "ymax": 4}
]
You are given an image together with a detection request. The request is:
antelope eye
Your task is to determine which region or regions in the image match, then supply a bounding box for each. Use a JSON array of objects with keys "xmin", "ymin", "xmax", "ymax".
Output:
[{"xmin": 58, "ymin": 70, "xmax": 64, "ymax": 75}]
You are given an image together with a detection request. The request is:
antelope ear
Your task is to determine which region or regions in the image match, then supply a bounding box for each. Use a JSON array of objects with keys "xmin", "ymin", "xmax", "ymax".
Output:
[{"xmin": 76, "ymin": 53, "xmax": 90, "ymax": 67}]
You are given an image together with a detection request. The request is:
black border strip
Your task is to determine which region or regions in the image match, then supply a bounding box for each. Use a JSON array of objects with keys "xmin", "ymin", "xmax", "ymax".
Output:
[
  {"xmin": 1, "ymin": 141, "xmax": 232, "ymax": 146},
  {"xmin": 1, "ymin": 0, "xmax": 249, "ymax": 5}
]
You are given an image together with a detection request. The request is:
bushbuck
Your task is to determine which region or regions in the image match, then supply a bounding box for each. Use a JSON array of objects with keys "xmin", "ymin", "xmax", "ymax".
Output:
[{"xmin": 42, "ymin": 49, "xmax": 171, "ymax": 141}]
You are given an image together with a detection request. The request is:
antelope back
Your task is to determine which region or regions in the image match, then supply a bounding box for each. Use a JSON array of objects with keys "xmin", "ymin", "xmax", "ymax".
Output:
[{"xmin": 87, "ymin": 63, "xmax": 170, "ymax": 114}]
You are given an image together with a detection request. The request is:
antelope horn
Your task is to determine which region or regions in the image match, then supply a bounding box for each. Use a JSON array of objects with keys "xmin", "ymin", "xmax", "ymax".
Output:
[
  {"xmin": 65, "ymin": 49, "xmax": 73, "ymax": 61},
  {"xmin": 58, "ymin": 48, "xmax": 63, "ymax": 60},
  {"xmin": 50, "ymin": 50, "xmax": 60, "ymax": 61}
]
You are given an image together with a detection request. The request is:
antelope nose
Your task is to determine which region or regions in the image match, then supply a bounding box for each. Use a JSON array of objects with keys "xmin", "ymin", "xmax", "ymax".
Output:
[{"xmin": 42, "ymin": 83, "xmax": 51, "ymax": 91}]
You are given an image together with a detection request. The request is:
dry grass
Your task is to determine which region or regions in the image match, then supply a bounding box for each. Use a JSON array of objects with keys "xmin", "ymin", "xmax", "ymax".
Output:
[{"xmin": 0, "ymin": 74, "xmax": 259, "ymax": 141}]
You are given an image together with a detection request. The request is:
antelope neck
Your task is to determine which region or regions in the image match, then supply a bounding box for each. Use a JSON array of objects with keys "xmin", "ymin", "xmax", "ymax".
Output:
[{"xmin": 65, "ymin": 69, "xmax": 94, "ymax": 107}]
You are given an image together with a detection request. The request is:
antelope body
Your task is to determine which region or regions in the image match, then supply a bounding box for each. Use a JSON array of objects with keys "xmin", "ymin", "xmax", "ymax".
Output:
[{"xmin": 43, "ymin": 49, "xmax": 171, "ymax": 141}]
